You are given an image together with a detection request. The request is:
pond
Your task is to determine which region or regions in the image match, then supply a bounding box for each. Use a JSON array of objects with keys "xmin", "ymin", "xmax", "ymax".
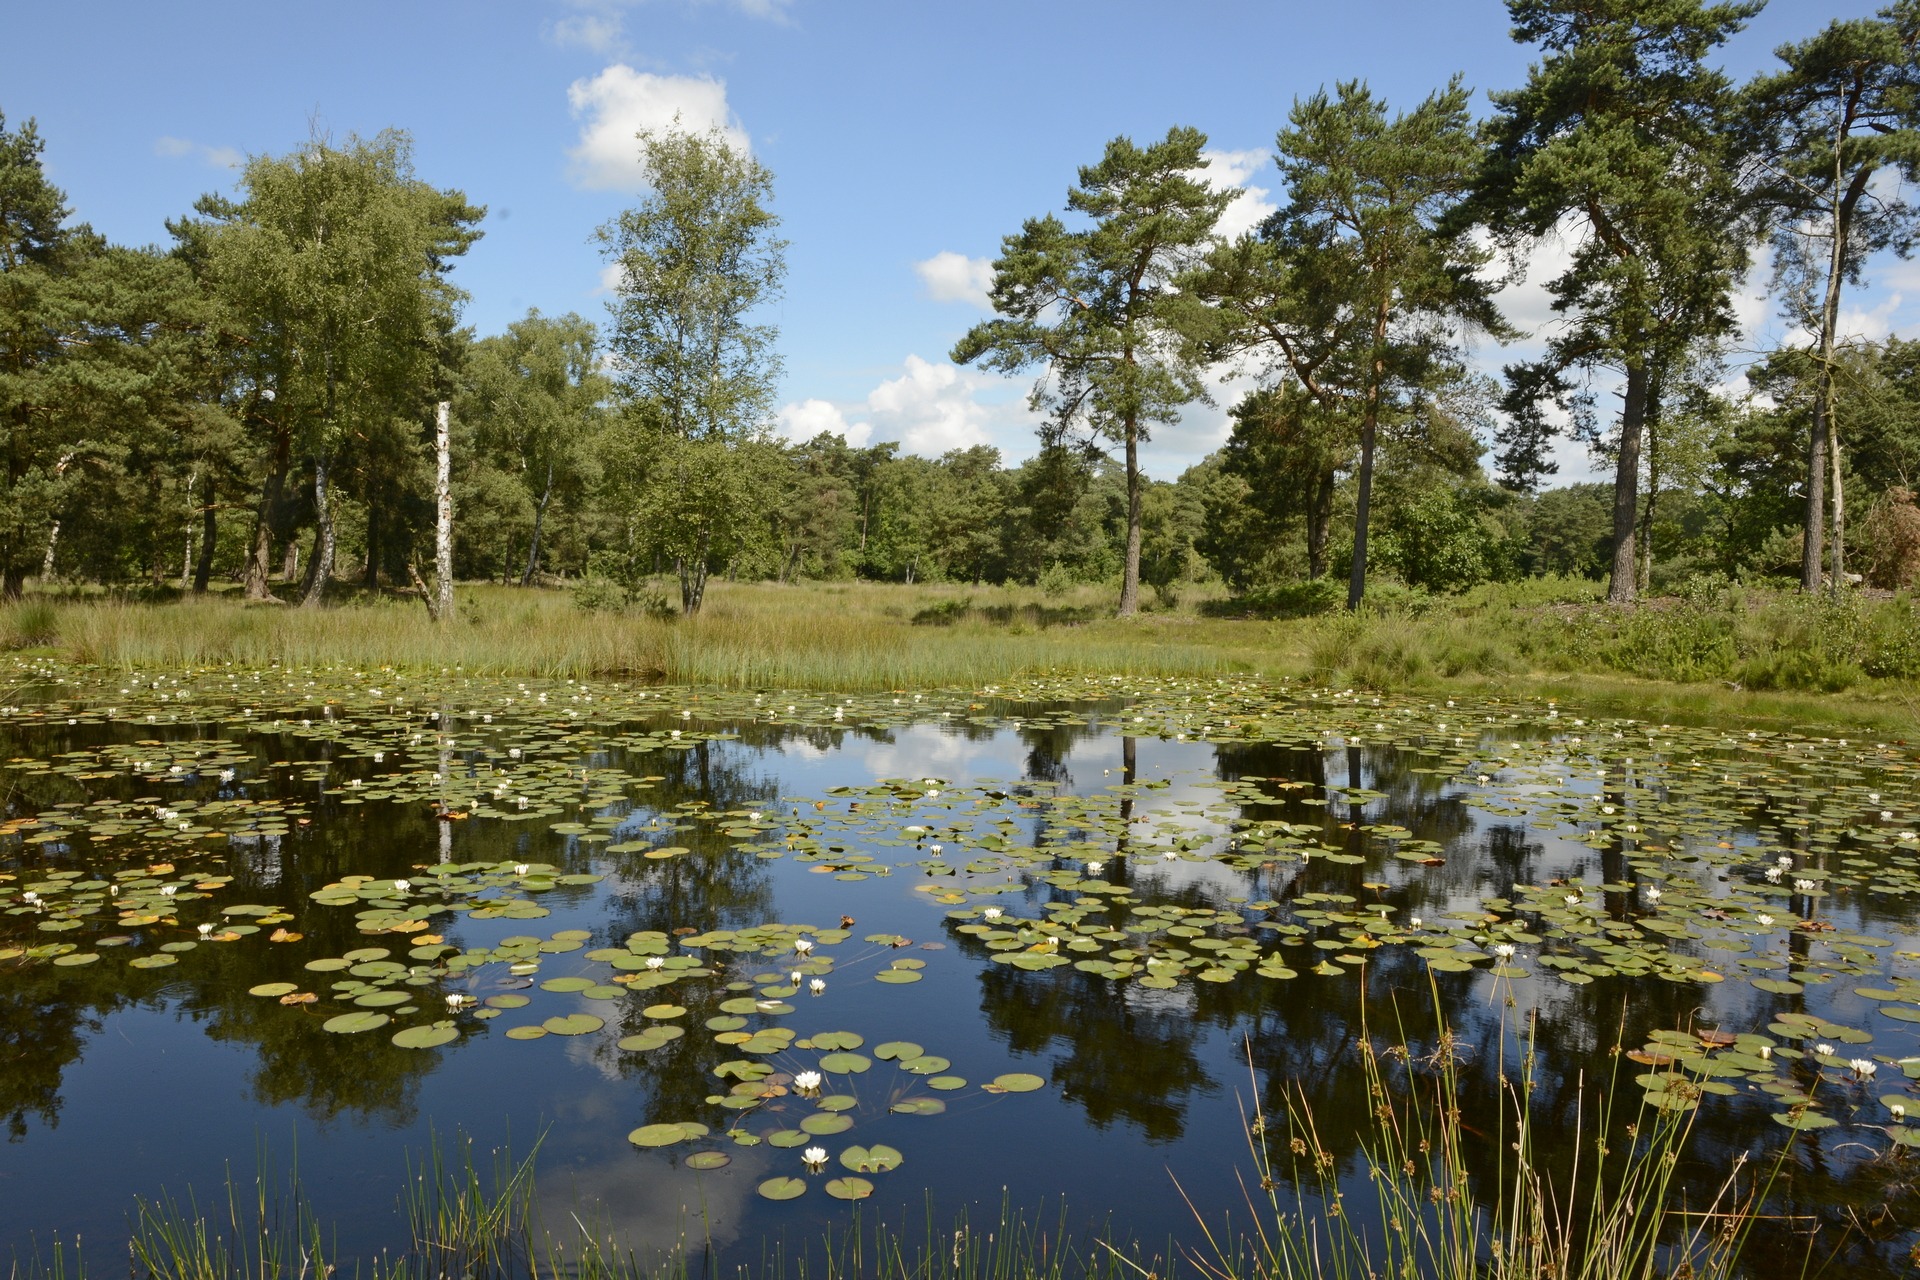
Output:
[{"xmin": 1, "ymin": 665, "xmax": 1917, "ymax": 1277}]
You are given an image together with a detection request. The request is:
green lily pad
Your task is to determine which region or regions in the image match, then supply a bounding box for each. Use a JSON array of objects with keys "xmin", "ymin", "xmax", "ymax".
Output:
[
  {"xmin": 818, "ymin": 1052, "xmax": 871, "ymax": 1074},
  {"xmin": 824, "ymin": 1177, "xmax": 874, "ymax": 1201},
  {"xmin": 988, "ymin": 1073, "xmax": 1045, "ymax": 1093},
  {"xmin": 839, "ymin": 1144, "xmax": 902, "ymax": 1173},
  {"xmin": 758, "ymin": 1177, "xmax": 807, "ymax": 1201},
  {"xmin": 687, "ymin": 1151, "xmax": 730, "ymax": 1170},
  {"xmin": 629, "ymin": 1124, "xmax": 688, "ymax": 1148},
  {"xmin": 392, "ymin": 1023, "xmax": 459, "ymax": 1049},
  {"xmin": 543, "ymin": 1013, "xmax": 604, "ymax": 1036},
  {"xmin": 322, "ymin": 1011, "xmax": 391, "ymax": 1035},
  {"xmin": 800, "ymin": 1113, "xmax": 853, "ymax": 1135}
]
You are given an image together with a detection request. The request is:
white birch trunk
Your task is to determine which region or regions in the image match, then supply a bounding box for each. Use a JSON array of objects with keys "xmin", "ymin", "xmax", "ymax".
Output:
[{"xmin": 434, "ymin": 400, "xmax": 455, "ymax": 622}]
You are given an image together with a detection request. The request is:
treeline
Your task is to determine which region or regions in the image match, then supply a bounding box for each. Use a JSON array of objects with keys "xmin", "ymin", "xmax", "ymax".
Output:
[{"xmin": 6, "ymin": 0, "xmax": 1920, "ymax": 614}]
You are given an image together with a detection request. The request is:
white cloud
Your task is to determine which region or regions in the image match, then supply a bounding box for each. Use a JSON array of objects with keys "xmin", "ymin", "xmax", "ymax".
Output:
[
  {"xmin": 775, "ymin": 355, "xmax": 1043, "ymax": 460},
  {"xmin": 1199, "ymin": 147, "xmax": 1277, "ymax": 241},
  {"xmin": 549, "ymin": 12, "xmax": 627, "ymax": 53},
  {"xmin": 565, "ymin": 65, "xmax": 749, "ymax": 191},
  {"xmin": 595, "ymin": 260, "xmax": 630, "ymax": 295},
  {"xmin": 866, "ymin": 355, "xmax": 1000, "ymax": 454},
  {"xmin": 913, "ymin": 251, "xmax": 994, "ymax": 308},
  {"xmin": 154, "ymin": 136, "xmax": 242, "ymax": 169},
  {"xmin": 776, "ymin": 397, "xmax": 871, "ymax": 447}
]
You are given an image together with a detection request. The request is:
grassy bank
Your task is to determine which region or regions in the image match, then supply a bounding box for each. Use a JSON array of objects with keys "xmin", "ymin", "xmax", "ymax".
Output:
[{"xmin": 0, "ymin": 577, "xmax": 1914, "ymax": 733}]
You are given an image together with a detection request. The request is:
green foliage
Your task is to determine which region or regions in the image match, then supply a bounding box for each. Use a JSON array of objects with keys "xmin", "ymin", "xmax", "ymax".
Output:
[
  {"xmin": 595, "ymin": 126, "xmax": 786, "ymax": 615},
  {"xmin": 954, "ymin": 126, "xmax": 1234, "ymax": 616}
]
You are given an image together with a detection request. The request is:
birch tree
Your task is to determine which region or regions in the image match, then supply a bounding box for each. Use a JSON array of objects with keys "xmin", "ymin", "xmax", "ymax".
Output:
[{"xmin": 596, "ymin": 125, "xmax": 785, "ymax": 615}]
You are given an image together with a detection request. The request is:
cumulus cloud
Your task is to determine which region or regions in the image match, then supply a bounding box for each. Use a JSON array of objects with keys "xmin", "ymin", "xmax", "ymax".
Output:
[
  {"xmin": 1199, "ymin": 147, "xmax": 1278, "ymax": 241},
  {"xmin": 154, "ymin": 136, "xmax": 243, "ymax": 169},
  {"xmin": 913, "ymin": 251, "xmax": 994, "ymax": 308},
  {"xmin": 775, "ymin": 355, "xmax": 1044, "ymax": 460},
  {"xmin": 776, "ymin": 398, "xmax": 870, "ymax": 447},
  {"xmin": 566, "ymin": 65, "xmax": 749, "ymax": 191}
]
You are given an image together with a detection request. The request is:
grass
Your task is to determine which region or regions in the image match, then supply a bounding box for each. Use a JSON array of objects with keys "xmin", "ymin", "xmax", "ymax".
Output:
[{"xmin": 0, "ymin": 576, "xmax": 1916, "ymax": 734}]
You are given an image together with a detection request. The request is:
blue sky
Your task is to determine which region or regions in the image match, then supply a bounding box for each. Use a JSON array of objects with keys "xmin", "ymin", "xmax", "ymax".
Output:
[{"xmin": 3, "ymin": 0, "xmax": 1896, "ymax": 483}]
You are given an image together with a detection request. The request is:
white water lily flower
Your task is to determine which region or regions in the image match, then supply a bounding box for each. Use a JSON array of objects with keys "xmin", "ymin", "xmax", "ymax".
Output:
[
  {"xmin": 982, "ymin": 907, "xmax": 1003, "ymax": 921},
  {"xmin": 1893, "ymin": 1103, "xmax": 1907, "ymax": 1119},
  {"xmin": 1645, "ymin": 886, "xmax": 1661, "ymax": 901},
  {"xmin": 446, "ymin": 993, "xmax": 466, "ymax": 1011},
  {"xmin": 1882, "ymin": 811, "xmax": 1894, "ymax": 820},
  {"xmin": 1764, "ymin": 867, "xmax": 1783, "ymax": 883},
  {"xmin": 793, "ymin": 1071, "xmax": 822, "ymax": 1093},
  {"xmin": 802, "ymin": 1146, "xmax": 828, "ymax": 1172},
  {"xmin": 1901, "ymin": 831, "xmax": 1918, "ymax": 841},
  {"xmin": 1850, "ymin": 1058, "xmax": 1877, "ymax": 1077},
  {"xmin": 645, "ymin": 956, "xmax": 666, "ymax": 971},
  {"xmin": 197, "ymin": 923, "xmax": 213, "ymax": 938},
  {"xmin": 393, "ymin": 879, "xmax": 410, "ymax": 894},
  {"xmin": 1794, "ymin": 878, "xmax": 1816, "ymax": 893},
  {"xmin": 669, "ymin": 729, "xmax": 681, "ymax": 739},
  {"xmin": 160, "ymin": 885, "xmax": 178, "ymax": 898},
  {"xmin": 929, "ymin": 844, "xmax": 943, "ymax": 855},
  {"xmin": 748, "ymin": 811, "xmax": 762, "ymax": 822},
  {"xmin": 1564, "ymin": 894, "xmax": 1581, "ymax": 907},
  {"xmin": 1777, "ymin": 855, "xmax": 1795, "ymax": 868},
  {"xmin": 21, "ymin": 891, "xmax": 39, "ymax": 904},
  {"xmin": 1410, "ymin": 917, "xmax": 1423, "ymax": 930},
  {"xmin": 793, "ymin": 937, "xmax": 815, "ymax": 955},
  {"xmin": 1086, "ymin": 860, "xmax": 1106, "ymax": 876},
  {"xmin": 809, "ymin": 978, "xmax": 826, "ymax": 995},
  {"xmin": 1756, "ymin": 913, "xmax": 1775, "ymax": 926},
  {"xmin": 508, "ymin": 748, "xmax": 521, "ymax": 758},
  {"xmin": 1816, "ymin": 1043, "xmax": 1835, "ymax": 1057},
  {"xmin": 513, "ymin": 863, "xmax": 530, "ymax": 876},
  {"xmin": 1757, "ymin": 1045, "xmax": 1771, "ymax": 1060},
  {"xmin": 1492, "ymin": 942, "xmax": 1516, "ymax": 960}
]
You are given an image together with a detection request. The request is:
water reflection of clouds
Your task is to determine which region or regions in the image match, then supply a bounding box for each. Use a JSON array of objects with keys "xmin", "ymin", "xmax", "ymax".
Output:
[
  {"xmin": 532, "ymin": 1145, "xmax": 770, "ymax": 1262},
  {"xmin": 861, "ymin": 724, "xmax": 1028, "ymax": 781}
]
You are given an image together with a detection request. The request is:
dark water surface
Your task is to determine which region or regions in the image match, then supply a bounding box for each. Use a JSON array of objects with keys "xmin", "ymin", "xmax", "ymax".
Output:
[{"xmin": 1, "ymin": 672, "xmax": 1916, "ymax": 1276}]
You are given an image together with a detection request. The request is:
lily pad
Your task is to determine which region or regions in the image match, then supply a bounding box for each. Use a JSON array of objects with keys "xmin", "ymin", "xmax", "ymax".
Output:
[{"xmin": 757, "ymin": 1177, "xmax": 807, "ymax": 1201}]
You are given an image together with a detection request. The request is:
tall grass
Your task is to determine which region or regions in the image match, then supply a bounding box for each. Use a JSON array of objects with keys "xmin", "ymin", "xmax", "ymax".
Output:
[
  {"xmin": 0, "ymin": 582, "xmax": 1263, "ymax": 689},
  {"xmin": 1161, "ymin": 1003, "xmax": 1789, "ymax": 1280}
]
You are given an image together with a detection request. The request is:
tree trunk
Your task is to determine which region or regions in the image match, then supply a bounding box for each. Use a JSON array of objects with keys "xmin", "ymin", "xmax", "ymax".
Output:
[
  {"xmin": 680, "ymin": 529, "xmax": 712, "ymax": 615},
  {"xmin": 40, "ymin": 522, "xmax": 58, "ymax": 581},
  {"xmin": 362, "ymin": 503, "xmax": 380, "ymax": 590},
  {"xmin": 1607, "ymin": 359, "xmax": 1649, "ymax": 605},
  {"xmin": 1117, "ymin": 421, "xmax": 1142, "ymax": 617},
  {"xmin": 1346, "ymin": 416, "xmax": 1378, "ymax": 611},
  {"xmin": 1306, "ymin": 467, "xmax": 1334, "ymax": 581},
  {"xmin": 282, "ymin": 538, "xmax": 299, "ymax": 583},
  {"xmin": 301, "ymin": 456, "xmax": 336, "ymax": 607},
  {"xmin": 1831, "ymin": 422, "xmax": 1846, "ymax": 593},
  {"xmin": 193, "ymin": 491, "xmax": 217, "ymax": 594},
  {"xmin": 520, "ymin": 455, "xmax": 552, "ymax": 588},
  {"xmin": 1803, "ymin": 396, "xmax": 1830, "ymax": 591},
  {"xmin": 246, "ymin": 420, "xmax": 290, "ymax": 600},
  {"xmin": 434, "ymin": 401, "xmax": 455, "ymax": 621}
]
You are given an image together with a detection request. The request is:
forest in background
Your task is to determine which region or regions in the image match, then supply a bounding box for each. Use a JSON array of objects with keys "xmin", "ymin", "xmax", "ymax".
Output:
[{"xmin": 7, "ymin": 0, "xmax": 1920, "ymax": 618}]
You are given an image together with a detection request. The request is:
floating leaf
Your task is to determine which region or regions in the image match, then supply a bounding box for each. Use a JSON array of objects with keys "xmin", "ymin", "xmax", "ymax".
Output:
[
  {"xmin": 392, "ymin": 1023, "xmax": 459, "ymax": 1050},
  {"xmin": 757, "ymin": 1177, "xmax": 806, "ymax": 1201},
  {"xmin": 988, "ymin": 1073, "xmax": 1045, "ymax": 1093},
  {"xmin": 839, "ymin": 1144, "xmax": 902, "ymax": 1172},
  {"xmin": 824, "ymin": 1177, "xmax": 874, "ymax": 1201},
  {"xmin": 543, "ymin": 1013, "xmax": 604, "ymax": 1036},
  {"xmin": 322, "ymin": 1011, "xmax": 390, "ymax": 1035}
]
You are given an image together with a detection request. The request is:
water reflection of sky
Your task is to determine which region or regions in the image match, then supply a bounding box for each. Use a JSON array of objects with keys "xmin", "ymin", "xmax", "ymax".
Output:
[{"xmin": 3, "ymin": 711, "xmax": 1919, "ymax": 1278}]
